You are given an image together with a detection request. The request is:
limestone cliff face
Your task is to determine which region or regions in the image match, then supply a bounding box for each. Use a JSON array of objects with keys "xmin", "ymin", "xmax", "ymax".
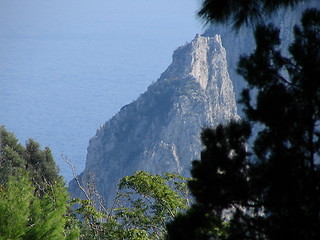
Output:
[
  {"xmin": 69, "ymin": 34, "xmax": 239, "ymax": 205},
  {"xmin": 203, "ymin": 0, "xmax": 319, "ymax": 109}
]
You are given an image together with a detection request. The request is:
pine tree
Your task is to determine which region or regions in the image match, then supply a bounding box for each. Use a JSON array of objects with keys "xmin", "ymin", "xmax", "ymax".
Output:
[
  {"xmin": 236, "ymin": 9, "xmax": 320, "ymax": 240},
  {"xmin": 25, "ymin": 138, "xmax": 61, "ymax": 196},
  {"xmin": 0, "ymin": 126, "xmax": 26, "ymax": 184},
  {"xmin": 198, "ymin": 0, "xmax": 309, "ymax": 29},
  {"xmin": 0, "ymin": 127, "xmax": 80, "ymax": 240},
  {"xmin": 24, "ymin": 180, "xmax": 73, "ymax": 240},
  {"xmin": 167, "ymin": 3, "xmax": 320, "ymax": 240},
  {"xmin": 0, "ymin": 126, "xmax": 61, "ymax": 193},
  {"xmin": 0, "ymin": 173, "xmax": 33, "ymax": 240},
  {"xmin": 166, "ymin": 121, "xmax": 251, "ymax": 240}
]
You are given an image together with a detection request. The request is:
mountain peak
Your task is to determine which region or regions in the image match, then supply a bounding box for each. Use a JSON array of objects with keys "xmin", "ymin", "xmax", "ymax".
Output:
[
  {"xmin": 190, "ymin": 34, "xmax": 224, "ymax": 90},
  {"xmin": 69, "ymin": 34, "xmax": 239, "ymax": 206}
]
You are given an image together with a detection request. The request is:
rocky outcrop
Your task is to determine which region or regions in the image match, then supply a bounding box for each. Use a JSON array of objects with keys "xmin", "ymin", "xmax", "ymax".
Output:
[
  {"xmin": 203, "ymin": 0, "xmax": 319, "ymax": 110},
  {"xmin": 69, "ymin": 34, "xmax": 239, "ymax": 206},
  {"xmin": 69, "ymin": 0, "xmax": 319, "ymax": 206}
]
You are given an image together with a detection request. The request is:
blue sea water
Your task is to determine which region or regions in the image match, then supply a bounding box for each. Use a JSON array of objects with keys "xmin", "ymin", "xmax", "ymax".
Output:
[{"xmin": 0, "ymin": 0, "xmax": 203, "ymax": 181}]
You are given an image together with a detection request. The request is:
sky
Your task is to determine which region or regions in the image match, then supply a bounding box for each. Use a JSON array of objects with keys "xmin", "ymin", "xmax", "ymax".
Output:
[{"xmin": 0, "ymin": 0, "xmax": 204, "ymax": 181}]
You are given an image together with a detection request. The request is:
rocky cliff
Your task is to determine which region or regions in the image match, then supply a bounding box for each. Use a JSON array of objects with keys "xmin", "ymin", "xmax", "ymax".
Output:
[
  {"xmin": 69, "ymin": 34, "xmax": 239, "ymax": 205},
  {"xmin": 69, "ymin": 0, "xmax": 319, "ymax": 206},
  {"xmin": 203, "ymin": 0, "xmax": 319, "ymax": 109}
]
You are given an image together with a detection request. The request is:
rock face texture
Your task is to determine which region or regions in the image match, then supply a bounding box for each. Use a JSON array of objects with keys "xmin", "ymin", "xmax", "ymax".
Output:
[
  {"xmin": 203, "ymin": 0, "xmax": 319, "ymax": 110},
  {"xmin": 69, "ymin": 0, "xmax": 319, "ymax": 206},
  {"xmin": 69, "ymin": 34, "xmax": 239, "ymax": 205}
]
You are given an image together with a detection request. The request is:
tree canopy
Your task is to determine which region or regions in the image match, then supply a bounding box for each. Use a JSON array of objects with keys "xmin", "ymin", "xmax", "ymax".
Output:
[
  {"xmin": 0, "ymin": 126, "xmax": 62, "ymax": 194},
  {"xmin": 74, "ymin": 171, "xmax": 190, "ymax": 240},
  {"xmin": 0, "ymin": 127, "xmax": 79, "ymax": 240},
  {"xmin": 0, "ymin": 127, "xmax": 191, "ymax": 240},
  {"xmin": 198, "ymin": 0, "xmax": 309, "ymax": 28}
]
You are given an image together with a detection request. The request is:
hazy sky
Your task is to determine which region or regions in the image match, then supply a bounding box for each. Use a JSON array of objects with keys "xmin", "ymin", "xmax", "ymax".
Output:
[
  {"xmin": 0, "ymin": 0, "xmax": 202, "ymax": 38},
  {"xmin": 0, "ymin": 0, "xmax": 204, "ymax": 181}
]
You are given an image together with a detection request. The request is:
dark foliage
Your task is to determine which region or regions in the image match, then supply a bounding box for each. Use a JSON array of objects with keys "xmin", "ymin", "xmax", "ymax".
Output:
[
  {"xmin": 238, "ymin": 8, "xmax": 320, "ymax": 240},
  {"xmin": 198, "ymin": 0, "xmax": 307, "ymax": 29},
  {"xmin": 0, "ymin": 126, "xmax": 62, "ymax": 196},
  {"xmin": 167, "ymin": 7, "xmax": 320, "ymax": 240},
  {"xmin": 167, "ymin": 121, "xmax": 251, "ymax": 240}
]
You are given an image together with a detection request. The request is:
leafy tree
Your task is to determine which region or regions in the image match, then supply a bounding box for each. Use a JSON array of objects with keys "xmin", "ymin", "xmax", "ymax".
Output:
[
  {"xmin": 73, "ymin": 171, "xmax": 190, "ymax": 240},
  {"xmin": 167, "ymin": 2, "xmax": 320, "ymax": 240},
  {"xmin": 115, "ymin": 171, "xmax": 190, "ymax": 240}
]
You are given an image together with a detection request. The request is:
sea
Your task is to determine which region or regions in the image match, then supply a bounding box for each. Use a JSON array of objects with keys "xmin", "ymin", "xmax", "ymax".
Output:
[{"xmin": 0, "ymin": 0, "xmax": 203, "ymax": 182}]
